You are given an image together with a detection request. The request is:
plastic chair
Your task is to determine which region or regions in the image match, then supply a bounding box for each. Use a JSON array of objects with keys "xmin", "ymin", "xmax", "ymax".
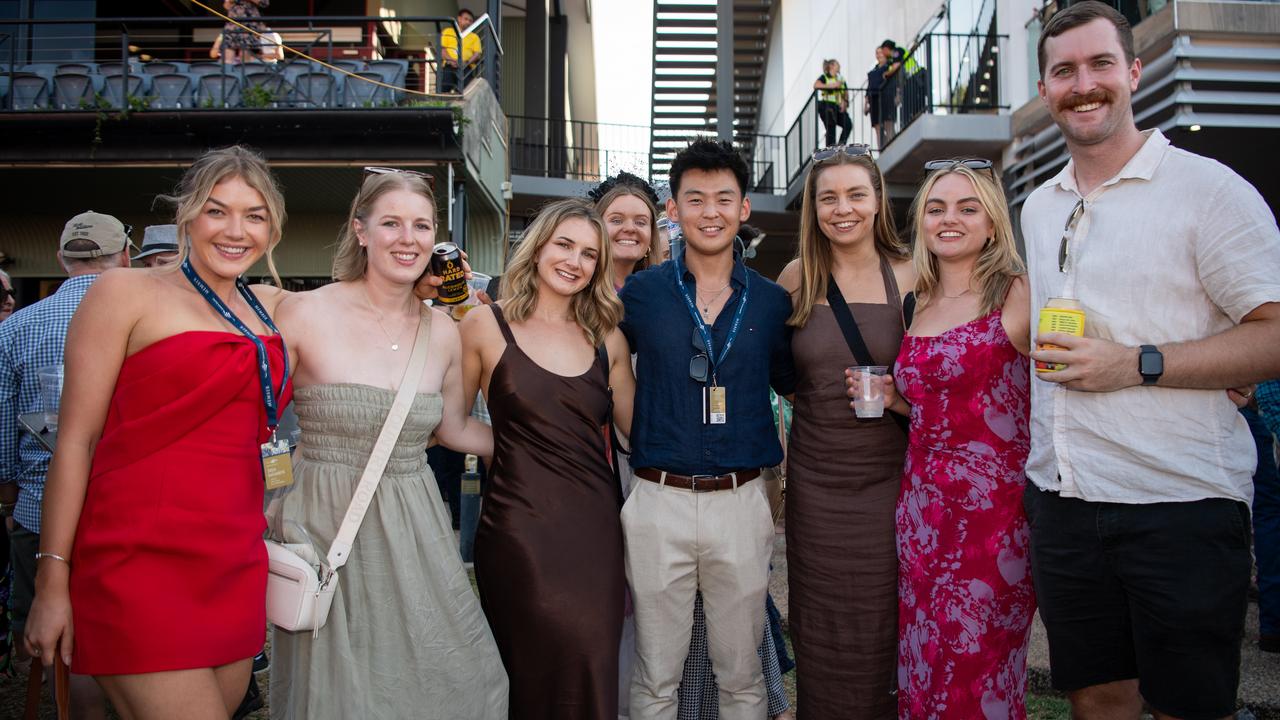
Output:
[
  {"xmin": 330, "ymin": 59, "xmax": 366, "ymax": 74},
  {"xmin": 243, "ymin": 72, "xmax": 289, "ymax": 108},
  {"xmin": 19, "ymin": 63, "xmax": 57, "ymax": 79},
  {"xmin": 55, "ymin": 62, "xmax": 96, "ymax": 75},
  {"xmin": 143, "ymin": 61, "xmax": 189, "ymax": 75},
  {"xmin": 188, "ymin": 62, "xmax": 226, "ymax": 77},
  {"xmin": 99, "ymin": 61, "xmax": 143, "ymax": 77},
  {"xmin": 292, "ymin": 71, "xmax": 339, "ymax": 108},
  {"xmin": 147, "ymin": 72, "xmax": 194, "ymax": 109},
  {"xmin": 9, "ymin": 73, "xmax": 50, "ymax": 109},
  {"xmin": 196, "ymin": 73, "xmax": 242, "ymax": 108},
  {"xmin": 103, "ymin": 73, "xmax": 151, "ymax": 109},
  {"xmin": 344, "ymin": 72, "xmax": 391, "ymax": 107},
  {"xmin": 367, "ymin": 59, "xmax": 408, "ymax": 86},
  {"xmin": 52, "ymin": 72, "xmax": 104, "ymax": 109}
]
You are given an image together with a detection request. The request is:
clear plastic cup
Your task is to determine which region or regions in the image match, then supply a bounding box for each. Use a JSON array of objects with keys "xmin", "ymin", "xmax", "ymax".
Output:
[
  {"xmin": 849, "ymin": 365, "xmax": 888, "ymax": 419},
  {"xmin": 38, "ymin": 364, "xmax": 64, "ymax": 429},
  {"xmin": 449, "ymin": 271, "xmax": 493, "ymax": 320}
]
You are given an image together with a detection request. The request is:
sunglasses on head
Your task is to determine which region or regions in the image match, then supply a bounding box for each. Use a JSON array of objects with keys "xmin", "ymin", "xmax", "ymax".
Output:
[
  {"xmin": 363, "ymin": 166, "xmax": 435, "ymax": 188},
  {"xmin": 690, "ymin": 327, "xmax": 709, "ymax": 383},
  {"xmin": 923, "ymin": 158, "xmax": 995, "ymax": 178},
  {"xmin": 812, "ymin": 144, "xmax": 872, "ymax": 162}
]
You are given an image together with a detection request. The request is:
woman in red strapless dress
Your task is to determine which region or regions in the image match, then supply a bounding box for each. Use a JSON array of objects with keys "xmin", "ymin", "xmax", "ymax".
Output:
[{"xmin": 24, "ymin": 146, "xmax": 293, "ymax": 718}]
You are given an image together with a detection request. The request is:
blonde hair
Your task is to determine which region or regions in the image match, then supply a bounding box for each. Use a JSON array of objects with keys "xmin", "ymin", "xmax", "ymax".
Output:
[
  {"xmin": 332, "ymin": 171, "xmax": 437, "ymax": 281},
  {"xmin": 499, "ymin": 198, "xmax": 623, "ymax": 347},
  {"xmin": 789, "ymin": 152, "xmax": 907, "ymax": 327},
  {"xmin": 594, "ymin": 183, "xmax": 659, "ymax": 275},
  {"xmin": 909, "ymin": 163, "xmax": 1025, "ymax": 316},
  {"xmin": 161, "ymin": 145, "xmax": 286, "ymax": 286}
]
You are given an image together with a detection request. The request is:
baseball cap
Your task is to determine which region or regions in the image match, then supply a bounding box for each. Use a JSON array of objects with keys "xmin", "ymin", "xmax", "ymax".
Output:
[
  {"xmin": 134, "ymin": 224, "xmax": 181, "ymax": 261},
  {"xmin": 59, "ymin": 211, "xmax": 135, "ymax": 258}
]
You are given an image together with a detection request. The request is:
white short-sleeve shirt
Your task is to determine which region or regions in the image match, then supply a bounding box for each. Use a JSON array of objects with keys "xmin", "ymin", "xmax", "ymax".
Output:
[{"xmin": 1021, "ymin": 129, "xmax": 1280, "ymax": 505}]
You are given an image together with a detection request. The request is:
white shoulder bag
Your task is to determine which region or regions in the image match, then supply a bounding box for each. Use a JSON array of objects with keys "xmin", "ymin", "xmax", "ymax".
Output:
[{"xmin": 266, "ymin": 310, "xmax": 432, "ymax": 635}]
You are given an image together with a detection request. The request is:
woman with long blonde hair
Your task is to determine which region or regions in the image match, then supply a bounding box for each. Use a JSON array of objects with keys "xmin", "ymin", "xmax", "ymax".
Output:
[
  {"xmin": 776, "ymin": 145, "xmax": 914, "ymax": 717},
  {"xmin": 461, "ymin": 198, "xmax": 635, "ymax": 718},
  {"xmin": 887, "ymin": 160, "xmax": 1034, "ymax": 718},
  {"xmin": 24, "ymin": 146, "xmax": 290, "ymax": 717},
  {"xmin": 268, "ymin": 168, "xmax": 507, "ymax": 719},
  {"xmin": 590, "ymin": 171, "xmax": 661, "ymax": 290}
]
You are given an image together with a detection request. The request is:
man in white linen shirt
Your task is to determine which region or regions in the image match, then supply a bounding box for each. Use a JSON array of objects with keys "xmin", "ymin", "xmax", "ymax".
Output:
[{"xmin": 1021, "ymin": 3, "xmax": 1280, "ymax": 720}]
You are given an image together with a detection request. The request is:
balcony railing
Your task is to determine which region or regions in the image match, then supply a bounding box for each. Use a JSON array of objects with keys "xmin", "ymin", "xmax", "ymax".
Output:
[
  {"xmin": 879, "ymin": 31, "xmax": 1009, "ymax": 147},
  {"xmin": 0, "ymin": 14, "xmax": 502, "ymax": 112}
]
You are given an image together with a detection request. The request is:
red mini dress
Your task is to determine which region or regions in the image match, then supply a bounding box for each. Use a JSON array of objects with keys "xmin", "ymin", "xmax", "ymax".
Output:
[{"xmin": 70, "ymin": 331, "xmax": 291, "ymax": 675}]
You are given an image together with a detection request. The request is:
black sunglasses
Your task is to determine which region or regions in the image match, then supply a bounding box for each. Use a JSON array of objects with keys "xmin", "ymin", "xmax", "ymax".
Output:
[
  {"xmin": 923, "ymin": 158, "xmax": 994, "ymax": 177},
  {"xmin": 690, "ymin": 327, "xmax": 709, "ymax": 384},
  {"xmin": 1059, "ymin": 199, "xmax": 1085, "ymax": 273},
  {"xmin": 0, "ymin": 287, "xmax": 13, "ymax": 299},
  {"xmin": 813, "ymin": 144, "xmax": 872, "ymax": 162},
  {"xmin": 363, "ymin": 166, "xmax": 436, "ymax": 188}
]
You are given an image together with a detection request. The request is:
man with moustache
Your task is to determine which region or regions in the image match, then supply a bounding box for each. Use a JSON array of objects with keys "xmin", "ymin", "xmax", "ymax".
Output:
[
  {"xmin": 1022, "ymin": 3, "xmax": 1280, "ymax": 719},
  {"xmin": 619, "ymin": 138, "xmax": 793, "ymax": 719}
]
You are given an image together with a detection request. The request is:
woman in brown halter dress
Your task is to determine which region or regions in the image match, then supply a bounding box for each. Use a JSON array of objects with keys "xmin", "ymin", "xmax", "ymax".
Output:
[
  {"xmin": 461, "ymin": 198, "xmax": 635, "ymax": 719},
  {"xmin": 776, "ymin": 147, "xmax": 915, "ymax": 718}
]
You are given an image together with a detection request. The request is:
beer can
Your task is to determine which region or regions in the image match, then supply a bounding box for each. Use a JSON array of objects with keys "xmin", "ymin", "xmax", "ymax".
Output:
[
  {"xmin": 1036, "ymin": 297, "xmax": 1085, "ymax": 372},
  {"xmin": 430, "ymin": 242, "xmax": 469, "ymax": 306}
]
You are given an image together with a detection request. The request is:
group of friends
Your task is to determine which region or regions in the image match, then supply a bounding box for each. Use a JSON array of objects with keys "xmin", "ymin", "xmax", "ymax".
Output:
[{"xmin": 3, "ymin": 3, "xmax": 1279, "ymax": 720}]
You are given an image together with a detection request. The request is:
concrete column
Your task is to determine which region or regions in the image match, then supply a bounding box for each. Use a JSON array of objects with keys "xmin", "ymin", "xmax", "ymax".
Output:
[{"xmin": 716, "ymin": 0, "xmax": 734, "ymax": 143}]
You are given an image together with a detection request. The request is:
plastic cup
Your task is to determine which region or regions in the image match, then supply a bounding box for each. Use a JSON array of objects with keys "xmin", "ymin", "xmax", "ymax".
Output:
[
  {"xmin": 849, "ymin": 365, "xmax": 888, "ymax": 418},
  {"xmin": 38, "ymin": 364, "xmax": 64, "ymax": 429},
  {"xmin": 449, "ymin": 271, "xmax": 493, "ymax": 320}
]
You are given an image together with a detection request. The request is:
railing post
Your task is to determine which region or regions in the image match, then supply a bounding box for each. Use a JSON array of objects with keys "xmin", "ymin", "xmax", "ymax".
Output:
[{"xmin": 120, "ymin": 24, "xmax": 129, "ymax": 110}]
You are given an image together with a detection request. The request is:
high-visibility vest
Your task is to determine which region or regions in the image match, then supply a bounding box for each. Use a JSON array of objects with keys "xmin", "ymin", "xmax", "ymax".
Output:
[{"xmin": 819, "ymin": 73, "xmax": 846, "ymax": 103}]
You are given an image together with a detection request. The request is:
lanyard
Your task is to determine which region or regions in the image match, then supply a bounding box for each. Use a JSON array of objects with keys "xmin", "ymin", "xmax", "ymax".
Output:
[
  {"xmin": 180, "ymin": 260, "xmax": 289, "ymax": 431},
  {"xmin": 673, "ymin": 249, "xmax": 750, "ymax": 383}
]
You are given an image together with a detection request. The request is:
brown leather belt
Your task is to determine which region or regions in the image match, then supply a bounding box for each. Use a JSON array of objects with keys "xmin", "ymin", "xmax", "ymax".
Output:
[{"xmin": 634, "ymin": 467, "xmax": 761, "ymax": 492}]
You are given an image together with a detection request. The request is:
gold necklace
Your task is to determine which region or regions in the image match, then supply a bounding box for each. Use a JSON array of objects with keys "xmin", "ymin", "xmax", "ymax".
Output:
[{"xmin": 361, "ymin": 284, "xmax": 406, "ymax": 351}]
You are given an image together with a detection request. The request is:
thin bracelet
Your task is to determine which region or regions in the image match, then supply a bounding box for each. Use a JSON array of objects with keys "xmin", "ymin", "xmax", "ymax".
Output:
[{"xmin": 34, "ymin": 552, "xmax": 71, "ymax": 565}]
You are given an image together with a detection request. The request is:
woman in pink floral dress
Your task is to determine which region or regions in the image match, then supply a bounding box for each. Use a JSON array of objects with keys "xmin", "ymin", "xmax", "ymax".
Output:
[{"xmin": 884, "ymin": 160, "xmax": 1035, "ymax": 719}]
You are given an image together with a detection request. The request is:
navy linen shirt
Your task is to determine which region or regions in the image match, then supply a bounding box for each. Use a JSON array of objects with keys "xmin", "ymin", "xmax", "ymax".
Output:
[{"xmin": 620, "ymin": 258, "xmax": 796, "ymax": 476}]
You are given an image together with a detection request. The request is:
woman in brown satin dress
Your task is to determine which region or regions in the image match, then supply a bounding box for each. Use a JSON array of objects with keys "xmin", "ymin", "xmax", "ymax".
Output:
[
  {"xmin": 461, "ymin": 198, "xmax": 635, "ymax": 719},
  {"xmin": 777, "ymin": 146, "xmax": 915, "ymax": 718}
]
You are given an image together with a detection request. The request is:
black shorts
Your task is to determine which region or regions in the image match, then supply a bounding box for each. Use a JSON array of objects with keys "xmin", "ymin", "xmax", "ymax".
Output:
[{"xmin": 1023, "ymin": 486, "xmax": 1250, "ymax": 720}]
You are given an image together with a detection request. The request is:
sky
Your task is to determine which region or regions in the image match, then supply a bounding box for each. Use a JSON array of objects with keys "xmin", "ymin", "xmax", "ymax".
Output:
[{"xmin": 592, "ymin": 0, "xmax": 654, "ymax": 127}]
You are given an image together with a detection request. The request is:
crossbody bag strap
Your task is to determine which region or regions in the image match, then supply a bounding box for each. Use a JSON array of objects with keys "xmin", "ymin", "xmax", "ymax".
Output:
[
  {"xmin": 825, "ymin": 274, "xmax": 875, "ymax": 366},
  {"xmin": 326, "ymin": 308, "xmax": 433, "ymax": 570}
]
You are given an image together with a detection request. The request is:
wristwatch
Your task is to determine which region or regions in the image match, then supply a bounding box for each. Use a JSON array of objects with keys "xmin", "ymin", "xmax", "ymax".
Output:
[{"xmin": 1139, "ymin": 345, "xmax": 1163, "ymax": 386}]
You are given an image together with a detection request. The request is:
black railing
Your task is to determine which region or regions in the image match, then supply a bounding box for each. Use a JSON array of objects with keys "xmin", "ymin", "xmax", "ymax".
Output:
[
  {"xmin": 0, "ymin": 14, "xmax": 502, "ymax": 112},
  {"xmin": 509, "ymin": 116, "xmax": 652, "ymax": 183}
]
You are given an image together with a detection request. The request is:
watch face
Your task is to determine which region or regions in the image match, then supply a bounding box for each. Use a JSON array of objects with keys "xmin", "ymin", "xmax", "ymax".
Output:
[{"xmin": 1140, "ymin": 349, "xmax": 1163, "ymax": 376}]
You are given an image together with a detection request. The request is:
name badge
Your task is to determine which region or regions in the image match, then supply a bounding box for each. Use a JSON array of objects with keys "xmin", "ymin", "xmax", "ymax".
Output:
[
  {"xmin": 705, "ymin": 385, "xmax": 727, "ymax": 425},
  {"xmin": 261, "ymin": 437, "xmax": 294, "ymax": 490}
]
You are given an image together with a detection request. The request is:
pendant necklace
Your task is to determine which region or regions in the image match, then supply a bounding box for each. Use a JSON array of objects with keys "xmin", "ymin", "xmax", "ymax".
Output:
[
  {"xmin": 362, "ymin": 284, "xmax": 404, "ymax": 351},
  {"xmin": 696, "ymin": 283, "xmax": 731, "ymax": 315}
]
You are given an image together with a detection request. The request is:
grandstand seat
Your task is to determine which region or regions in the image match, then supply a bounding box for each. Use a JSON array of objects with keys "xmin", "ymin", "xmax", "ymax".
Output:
[
  {"xmin": 292, "ymin": 71, "xmax": 341, "ymax": 108},
  {"xmin": 103, "ymin": 73, "xmax": 152, "ymax": 109},
  {"xmin": 55, "ymin": 62, "xmax": 96, "ymax": 75},
  {"xmin": 143, "ymin": 61, "xmax": 189, "ymax": 75},
  {"xmin": 147, "ymin": 73, "xmax": 195, "ymax": 109},
  {"xmin": 344, "ymin": 72, "xmax": 392, "ymax": 107},
  {"xmin": 243, "ymin": 72, "xmax": 290, "ymax": 108},
  {"xmin": 196, "ymin": 73, "xmax": 242, "ymax": 108},
  {"xmin": 188, "ymin": 62, "xmax": 227, "ymax": 77},
  {"xmin": 52, "ymin": 72, "xmax": 105, "ymax": 109},
  {"xmin": 9, "ymin": 73, "xmax": 51, "ymax": 109}
]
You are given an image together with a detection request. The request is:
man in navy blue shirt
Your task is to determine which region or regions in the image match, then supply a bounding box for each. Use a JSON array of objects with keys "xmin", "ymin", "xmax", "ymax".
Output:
[{"xmin": 619, "ymin": 139, "xmax": 794, "ymax": 719}]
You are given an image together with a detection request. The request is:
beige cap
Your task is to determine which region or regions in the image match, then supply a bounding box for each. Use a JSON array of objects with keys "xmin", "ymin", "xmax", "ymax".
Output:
[{"xmin": 59, "ymin": 211, "xmax": 133, "ymax": 258}]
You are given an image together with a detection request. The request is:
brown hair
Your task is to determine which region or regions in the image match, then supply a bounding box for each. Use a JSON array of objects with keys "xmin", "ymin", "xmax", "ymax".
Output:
[
  {"xmin": 909, "ymin": 164, "xmax": 1024, "ymax": 317},
  {"xmin": 1037, "ymin": 0, "xmax": 1135, "ymax": 78},
  {"xmin": 161, "ymin": 145, "xmax": 287, "ymax": 285},
  {"xmin": 788, "ymin": 152, "xmax": 907, "ymax": 327},
  {"xmin": 593, "ymin": 183, "xmax": 659, "ymax": 275},
  {"xmin": 499, "ymin": 198, "xmax": 623, "ymax": 347},
  {"xmin": 332, "ymin": 171, "xmax": 437, "ymax": 281}
]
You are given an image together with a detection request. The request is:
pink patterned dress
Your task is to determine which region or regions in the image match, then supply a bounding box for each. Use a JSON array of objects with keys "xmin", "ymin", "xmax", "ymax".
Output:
[{"xmin": 893, "ymin": 308, "xmax": 1036, "ymax": 719}]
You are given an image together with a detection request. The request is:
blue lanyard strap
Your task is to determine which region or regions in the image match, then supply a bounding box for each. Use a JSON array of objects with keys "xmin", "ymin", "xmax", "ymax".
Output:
[
  {"xmin": 180, "ymin": 260, "xmax": 289, "ymax": 431},
  {"xmin": 673, "ymin": 251, "xmax": 750, "ymax": 383}
]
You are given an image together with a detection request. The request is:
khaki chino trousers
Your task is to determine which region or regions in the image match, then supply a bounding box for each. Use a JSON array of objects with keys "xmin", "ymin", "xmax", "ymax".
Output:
[{"xmin": 622, "ymin": 474, "xmax": 776, "ymax": 720}]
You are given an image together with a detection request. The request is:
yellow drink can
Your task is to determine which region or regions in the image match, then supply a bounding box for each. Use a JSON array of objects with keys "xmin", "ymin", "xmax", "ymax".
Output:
[{"xmin": 1036, "ymin": 298, "xmax": 1085, "ymax": 372}]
